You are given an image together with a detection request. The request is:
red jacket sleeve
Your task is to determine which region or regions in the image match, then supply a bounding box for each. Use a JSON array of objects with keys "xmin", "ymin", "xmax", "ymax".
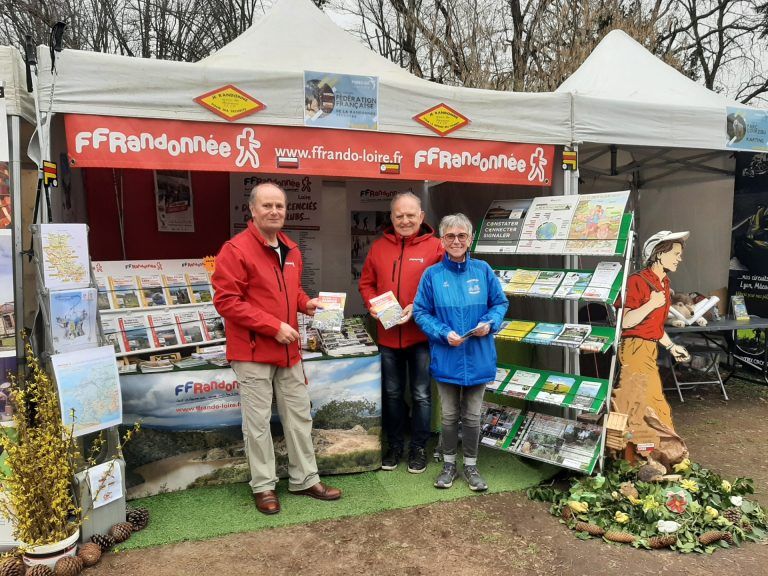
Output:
[
  {"xmin": 212, "ymin": 242, "xmax": 282, "ymax": 337},
  {"xmin": 358, "ymin": 244, "xmax": 380, "ymax": 311}
]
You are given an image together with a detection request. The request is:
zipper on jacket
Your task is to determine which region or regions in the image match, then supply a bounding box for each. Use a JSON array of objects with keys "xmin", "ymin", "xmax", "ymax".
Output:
[
  {"xmin": 276, "ymin": 256, "xmax": 292, "ymax": 367},
  {"xmin": 273, "ymin": 268, "xmax": 283, "ymax": 292},
  {"xmin": 396, "ymin": 238, "xmax": 406, "ymax": 348}
]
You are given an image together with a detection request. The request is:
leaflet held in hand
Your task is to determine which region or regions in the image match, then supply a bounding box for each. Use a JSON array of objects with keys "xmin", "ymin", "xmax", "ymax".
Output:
[
  {"xmin": 369, "ymin": 291, "xmax": 403, "ymax": 330},
  {"xmin": 313, "ymin": 292, "xmax": 347, "ymax": 332}
]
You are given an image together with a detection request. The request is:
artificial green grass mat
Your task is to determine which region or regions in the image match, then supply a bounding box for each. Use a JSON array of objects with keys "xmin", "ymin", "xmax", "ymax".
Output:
[{"xmin": 118, "ymin": 446, "xmax": 557, "ymax": 550}]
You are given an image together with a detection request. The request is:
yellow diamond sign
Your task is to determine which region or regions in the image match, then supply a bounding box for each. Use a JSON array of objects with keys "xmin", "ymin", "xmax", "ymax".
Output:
[
  {"xmin": 194, "ymin": 85, "xmax": 265, "ymax": 121},
  {"xmin": 413, "ymin": 103, "xmax": 470, "ymax": 136}
]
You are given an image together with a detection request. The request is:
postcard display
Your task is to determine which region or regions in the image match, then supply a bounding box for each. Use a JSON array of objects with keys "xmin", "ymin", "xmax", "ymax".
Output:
[
  {"xmin": 30, "ymin": 223, "xmax": 127, "ymax": 541},
  {"xmin": 473, "ymin": 192, "xmax": 634, "ymax": 474}
]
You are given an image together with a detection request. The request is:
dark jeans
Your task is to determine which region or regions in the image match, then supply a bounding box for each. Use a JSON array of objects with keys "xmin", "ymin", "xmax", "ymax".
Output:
[{"xmin": 380, "ymin": 342, "xmax": 432, "ymax": 451}]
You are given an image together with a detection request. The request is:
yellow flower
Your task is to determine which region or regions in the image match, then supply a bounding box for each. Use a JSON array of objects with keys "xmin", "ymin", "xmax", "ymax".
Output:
[
  {"xmin": 567, "ymin": 501, "xmax": 589, "ymax": 514},
  {"xmin": 642, "ymin": 495, "xmax": 660, "ymax": 512},
  {"xmin": 614, "ymin": 511, "xmax": 630, "ymax": 524},
  {"xmin": 628, "ymin": 495, "xmax": 642, "ymax": 506},
  {"xmin": 704, "ymin": 506, "xmax": 719, "ymax": 520},
  {"xmin": 721, "ymin": 480, "xmax": 732, "ymax": 493},
  {"xmin": 680, "ymin": 478, "xmax": 699, "ymax": 493},
  {"xmin": 716, "ymin": 516, "xmax": 733, "ymax": 527},
  {"xmin": 673, "ymin": 458, "xmax": 691, "ymax": 473}
]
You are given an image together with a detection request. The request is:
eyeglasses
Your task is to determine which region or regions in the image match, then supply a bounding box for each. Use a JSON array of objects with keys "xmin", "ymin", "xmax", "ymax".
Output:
[{"xmin": 443, "ymin": 233, "xmax": 469, "ymax": 243}]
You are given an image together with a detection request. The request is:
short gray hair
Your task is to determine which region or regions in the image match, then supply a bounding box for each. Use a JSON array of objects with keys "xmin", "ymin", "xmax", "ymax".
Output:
[
  {"xmin": 390, "ymin": 191, "xmax": 422, "ymax": 212},
  {"xmin": 439, "ymin": 213, "xmax": 473, "ymax": 237},
  {"xmin": 249, "ymin": 182, "xmax": 287, "ymax": 207}
]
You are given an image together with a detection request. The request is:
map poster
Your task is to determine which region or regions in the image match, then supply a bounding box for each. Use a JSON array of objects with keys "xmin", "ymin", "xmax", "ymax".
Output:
[
  {"xmin": 474, "ymin": 199, "xmax": 532, "ymax": 254},
  {"xmin": 517, "ymin": 196, "xmax": 577, "ymax": 254},
  {"xmin": 51, "ymin": 345, "xmax": 122, "ymax": 437},
  {"xmin": 35, "ymin": 223, "xmax": 91, "ymax": 290},
  {"xmin": 48, "ymin": 287, "xmax": 98, "ymax": 353},
  {"xmin": 154, "ymin": 170, "xmax": 194, "ymax": 233},
  {"xmin": 229, "ymin": 173, "xmax": 322, "ymax": 296},
  {"xmin": 564, "ymin": 191, "xmax": 629, "ymax": 255},
  {"xmin": 304, "ymin": 71, "xmax": 378, "ymax": 130}
]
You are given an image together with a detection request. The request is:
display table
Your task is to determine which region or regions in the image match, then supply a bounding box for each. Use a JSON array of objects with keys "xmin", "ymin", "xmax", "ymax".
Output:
[{"xmin": 120, "ymin": 353, "xmax": 381, "ymax": 499}]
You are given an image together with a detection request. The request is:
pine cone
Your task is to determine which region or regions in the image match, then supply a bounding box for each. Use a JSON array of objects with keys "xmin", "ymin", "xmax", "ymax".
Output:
[
  {"xmin": 0, "ymin": 556, "xmax": 25, "ymax": 576},
  {"xmin": 90, "ymin": 533, "xmax": 115, "ymax": 552},
  {"xmin": 77, "ymin": 542, "xmax": 102, "ymax": 567},
  {"xmin": 127, "ymin": 507, "xmax": 150, "ymax": 531},
  {"xmin": 574, "ymin": 522, "xmax": 605, "ymax": 536},
  {"xmin": 108, "ymin": 522, "xmax": 134, "ymax": 544},
  {"xmin": 560, "ymin": 506, "xmax": 573, "ymax": 521},
  {"xmin": 741, "ymin": 520, "xmax": 753, "ymax": 534},
  {"xmin": 54, "ymin": 556, "xmax": 82, "ymax": 576},
  {"xmin": 604, "ymin": 531, "xmax": 637, "ymax": 544},
  {"xmin": 698, "ymin": 530, "xmax": 733, "ymax": 545},
  {"xmin": 723, "ymin": 508, "xmax": 742, "ymax": 524},
  {"xmin": 26, "ymin": 566, "xmax": 53, "ymax": 576},
  {"xmin": 648, "ymin": 534, "xmax": 677, "ymax": 549}
]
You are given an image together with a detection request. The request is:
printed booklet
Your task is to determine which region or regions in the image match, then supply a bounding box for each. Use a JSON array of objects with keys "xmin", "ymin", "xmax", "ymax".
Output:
[
  {"xmin": 369, "ymin": 291, "xmax": 403, "ymax": 330},
  {"xmin": 313, "ymin": 292, "xmax": 347, "ymax": 332}
]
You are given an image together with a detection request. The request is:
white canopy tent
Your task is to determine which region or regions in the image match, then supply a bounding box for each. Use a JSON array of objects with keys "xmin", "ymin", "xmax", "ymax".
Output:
[
  {"xmin": 555, "ymin": 30, "xmax": 763, "ymax": 295},
  {"xmin": 34, "ymin": 0, "xmax": 570, "ymax": 146}
]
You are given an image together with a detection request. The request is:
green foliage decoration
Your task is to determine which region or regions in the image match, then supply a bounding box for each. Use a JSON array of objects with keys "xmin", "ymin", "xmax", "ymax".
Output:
[{"xmin": 528, "ymin": 459, "xmax": 767, "ymax": 554}]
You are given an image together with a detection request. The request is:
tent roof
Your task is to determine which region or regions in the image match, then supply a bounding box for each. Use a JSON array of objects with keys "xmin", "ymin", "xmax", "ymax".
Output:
[
  {"xmin": 0, "ymin": 46, "xmax": 36, "ymax": 124},
  {"xmin": 556, "ymin": 30, "xmax": 752, "ymax": 150},
  {"xmin": 34, "ymin": 0, "xmax": 570, "ymax": 145}
]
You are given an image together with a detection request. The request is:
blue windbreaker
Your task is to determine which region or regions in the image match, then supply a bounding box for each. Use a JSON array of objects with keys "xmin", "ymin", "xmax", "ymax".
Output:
[{"xmin": 413, "ymin": 253, "xmax": 508, "ymax": 386}]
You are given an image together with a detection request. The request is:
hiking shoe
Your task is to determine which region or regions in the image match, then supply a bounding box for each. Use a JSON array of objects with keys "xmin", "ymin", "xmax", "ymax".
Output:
[
  {"xmin": 434, "ymin": 462, "xmax": 458, "ymax": 489},
  {"xmin": 381, "ymin": 446, "xmax": 402, "ymax": 470},
  {"xmin": 463, "ymin": 465, "xmax": 488, "ymax": 492},
  {"xmin": 407, "ymin": 447, "xmax": 427, "ymax": 474}
]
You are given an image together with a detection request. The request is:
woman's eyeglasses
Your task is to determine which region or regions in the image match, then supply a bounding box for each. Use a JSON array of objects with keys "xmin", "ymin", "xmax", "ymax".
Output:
[{"xmin": 443, "ymin": 233, "xmax": 469, "ymax": 243}]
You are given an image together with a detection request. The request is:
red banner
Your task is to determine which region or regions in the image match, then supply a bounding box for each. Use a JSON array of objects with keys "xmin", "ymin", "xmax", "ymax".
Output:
[{"xmin": 65, "ymin": 115, "xmax": 554, "ymax": 186}]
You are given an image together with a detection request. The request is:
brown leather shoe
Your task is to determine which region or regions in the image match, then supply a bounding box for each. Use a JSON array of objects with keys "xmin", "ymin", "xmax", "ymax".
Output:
[
  {"xmin": 293, "ymin": 482, "xmax": 342, "ymax": 501},
  {"xmin": 253, "ymin": 490, "xmax": 281, "ymax": 515}
]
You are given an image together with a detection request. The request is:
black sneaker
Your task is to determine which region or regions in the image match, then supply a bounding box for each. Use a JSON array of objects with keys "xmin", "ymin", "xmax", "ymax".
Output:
[
  {"xmin": 407, "ymin": 447, "xmax": 427, "ymax": 474},
  {"xmin": 381, "ymin": 446, "xmax": 402, "ymax": 470}
]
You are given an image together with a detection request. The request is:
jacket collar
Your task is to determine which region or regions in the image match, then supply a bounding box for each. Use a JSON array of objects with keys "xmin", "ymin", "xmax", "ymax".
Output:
[
  {"xmin": 247, "ymin": 220, "xmax": 297, "ymax": 250},
  {"xmin": 442, "ymin": 251, "xmax": 470, "ymax": 273}
]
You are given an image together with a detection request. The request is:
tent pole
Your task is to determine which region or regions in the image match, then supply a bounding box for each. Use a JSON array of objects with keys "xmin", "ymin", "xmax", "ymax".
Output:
[
  {"xmin": 9, "ymin": 114, "xmax": 24, "ymax": 360},
  {"xmin": 564, "ymin": 143, "xmax": 580, "ymax": 374}
]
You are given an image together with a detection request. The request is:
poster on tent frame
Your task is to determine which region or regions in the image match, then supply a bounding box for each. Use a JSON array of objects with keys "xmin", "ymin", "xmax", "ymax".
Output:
[
  {"xmin": 154, "ymin": 170, "xmax": 194, "ymax": 232},
  {"xmin": 65, "ymin": 115, "xmax": 555, "ymax": 187},
  {"xmin": 304, "ymin": 71, "xmax": 378, "ymax": 130},
  {"xmin": 726, "ymin": 107, "xmax": 768, "ymax": 152},
  {"xmin": 0, "ymin": 86, "xmax": 11, "ymax": 229}
]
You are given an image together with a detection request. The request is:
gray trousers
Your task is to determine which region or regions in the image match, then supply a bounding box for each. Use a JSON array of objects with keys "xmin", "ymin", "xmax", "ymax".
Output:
[
  {"xmin": 436, "ymin": 381, "xmax": 486, "ymax": 459},
  {"xmin": 231, "ymin": 361, "xmax": 320, "ymax": 494}
]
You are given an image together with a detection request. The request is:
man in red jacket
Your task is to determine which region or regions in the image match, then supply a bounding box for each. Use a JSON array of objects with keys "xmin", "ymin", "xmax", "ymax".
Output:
[
  {"xmin": 359, "ymin": 192, "xmax": 443, "ymax": 473},
  {"xmin": 213, "ymin": 182, "xmax": 341, "ymax": 515}
]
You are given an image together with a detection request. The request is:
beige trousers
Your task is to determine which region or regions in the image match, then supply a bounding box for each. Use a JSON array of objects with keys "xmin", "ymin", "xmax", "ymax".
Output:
[{"xmin": 231, "ymin": 360, "xmax": 320, "ymax": 494}]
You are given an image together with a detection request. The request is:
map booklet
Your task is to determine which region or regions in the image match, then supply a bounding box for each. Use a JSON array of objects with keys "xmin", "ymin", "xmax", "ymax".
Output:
[
  {"xmin": 496, "ymin": 320, "xmax": 536, "ymax": 341},
  {"xmin": 50, "ymin": 345, "xmax": 122, "ymax": 437},
  {"xmin": 569, "ymin": 380, "xmax": 606, "ymax": 411},
  {"xmin": 731, "ymin": 294, "xmax": 749, "ymax": 320},
  {"xmin": 522, "ymin": 322, "xmax": 564, "ymax": 345},
  {"xmin": 528, "ymin": 271, "xmax": 565, "ymax": 297},
  {"xmin": 504, "ymin": 268, "xmax": 540, "ymax": 294},
  {"xmin": 531, "ymin": 374, "xmax": 576, "ymax": 406},
  {"xmin": 138, "ymin": 274, "xmax": 168, "ymax": 307},
  {"xmin": 48, "ymin": 287, "xmax": 98, "ymax": 353},
  {"xmin": 186, "ymin": 272, "xmax": 213, "ymax": 304},
  {"xmin": 474, "ymin": 199, "xmax": 532, "ymax": 254},
  {"xmin": 313, "ymin": 292, "xmax": 347, "ymax": 332},
  {"xmin": 553, "ymin": 323, "xmax": 591, "ymax": 347},
  {"xmin": 502, "ymin": 368, "xmax": 540, "ymax": 399},
  {"xmin": 582, "ymin": 261, "xmax": 622, "ymax": 301},
  {"xmin": 513, "ymin": 412, "xmax": 602, "ymax": 473},
  {"xmin": 580, "ymin": 333, "xmax": 609, "ymax": 353},
  {"xmin": 369, "ymin": 291, "xmax": 403, "ymax": 330},
  {"xmin": 163, "ymin": 273, "xmax": 192, "ymax": 305},
  {"xmin": 35, "ymin": 223, "xmax": 91, "ymax": 290},
  {"xmin": 479, "ymin": 402, "xmax": 524, "ymax": 449},
  {"xmin": 146, "ymin": 311, "xmax": 181, "ymax": 348},
  {"xmin": 174, "ymin": 310, "xmax": 206, "ymax": 344},
  {"xmin": 487, "ymin": 367, "xmax": 511, "ymax": 393},
  {"xmin": 553, "ymin": 272, "xmax": 593, "ymax": 299},
  {"xmin": 564, "ymin": 190, "xmax": 630, "ymax": 255},
  {"xmin": 109, "ymin": 275, "xmax": 142, "ymax": 309}
]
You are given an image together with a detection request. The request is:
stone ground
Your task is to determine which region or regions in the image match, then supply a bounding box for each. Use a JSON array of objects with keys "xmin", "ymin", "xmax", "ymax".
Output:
[{"xmin": 89, "ymin": 376, "xmax": 768, "ymax": 576}]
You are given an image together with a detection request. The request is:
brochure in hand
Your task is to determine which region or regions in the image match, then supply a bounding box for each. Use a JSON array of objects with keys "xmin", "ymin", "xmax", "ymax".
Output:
[
  {"xmin": 313, "ymin": 292, "xmax": 347, "ymax": 332},
  {"xmin": 369, "ymin": 291, "xmax": 404, "ymax": 330}
]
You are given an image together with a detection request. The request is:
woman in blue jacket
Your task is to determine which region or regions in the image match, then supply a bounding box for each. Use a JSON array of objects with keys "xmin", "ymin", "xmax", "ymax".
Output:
[{"xmin": 413, "ymin": 213, "xmax": 508, "ymax": 491}]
